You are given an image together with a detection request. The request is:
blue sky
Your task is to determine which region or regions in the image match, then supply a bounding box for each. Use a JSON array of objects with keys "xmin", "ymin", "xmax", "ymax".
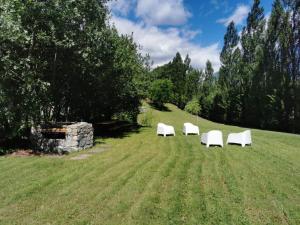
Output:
[{"xmin": 108, "ymin": 0, "xmax": 273, "ymax": 71}]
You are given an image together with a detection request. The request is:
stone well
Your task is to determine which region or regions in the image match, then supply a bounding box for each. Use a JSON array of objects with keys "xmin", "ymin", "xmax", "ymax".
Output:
[{"xmin": 31, "ymin": 122, "xmax": 93, "ymax": 153}]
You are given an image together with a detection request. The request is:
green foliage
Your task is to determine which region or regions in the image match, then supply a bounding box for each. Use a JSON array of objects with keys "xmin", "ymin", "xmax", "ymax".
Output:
[
  {"xmin": 184, "ymin": 98, "xmax": 201, "ymax": 115},
  {"xmin": 212, "ymin": 0, "xmax": 300, "ymax": 133},
  {"xmin": 138, "ymin": 108, "xmax": 154, "ymax": 127},
  {"xmin": 149, "ymin": 52, "xmax": 194, "ymax": 109},
  {"xmin": 185, "ymin": 69, "xmax": 203, "ymax": 100},
  {"xmin": 218, "ymin": 21, "xmax": 243, "ymax": 124},
  {"xmin": 145, "ymin": 0, "xmax": 299, "ymax": 134},
  {"xmin": 219, "ymin": 21, "xmax": 239, "ymax": 88},
  {"xmin": 198, "ymin": 60, "xmax": 217, "ymax": 119},
  {"xmin": 211, "ymin": 90, "xmax": 228, "ymax": 122},
  {"xmin": 149, "ymin": 79, "xmax": 173, "ymax": 108},
  {"xmin": 0, "ymin": 0, "xmax": 145, "ymax": 141}
]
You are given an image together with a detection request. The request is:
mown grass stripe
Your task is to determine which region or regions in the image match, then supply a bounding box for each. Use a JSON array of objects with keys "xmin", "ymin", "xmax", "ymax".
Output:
[
  {"xmin": 0, "ymin": 103, "xmax": 299, "ymax": 225},
  {"xmin": 183, "ymin": 137, "xmax": 208, "ymax": 225},
  {"xmin": 123, "ymin": 136, "xmax": 182, "ymax": 225}
]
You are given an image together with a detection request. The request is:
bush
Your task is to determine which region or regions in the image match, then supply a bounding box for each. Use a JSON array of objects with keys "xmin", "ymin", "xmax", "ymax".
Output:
[
  {"xmin": 149, "ymin": 79, "xmax": 173, "ymax": 108},
  {"xmin": 184, "ymin": 98, "xmax": 201, "ymax": 115},
  {"xmin": 139, "ymin": 108, "xmax": 154, "ymax": 127}
]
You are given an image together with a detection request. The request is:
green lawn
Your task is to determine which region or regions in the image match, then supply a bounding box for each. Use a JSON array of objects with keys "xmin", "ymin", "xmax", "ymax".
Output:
[{"xmin": 0, "ymin": 104, "xmax": 299, "ymax": 225}]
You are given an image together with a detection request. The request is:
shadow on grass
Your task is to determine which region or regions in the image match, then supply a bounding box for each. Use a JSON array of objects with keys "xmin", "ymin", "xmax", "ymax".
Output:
[
  {"xmin": 148, "ymin": 103, "xmax": 171, "ymax": 112},
  {"xmin": 93, "ymin": 120, "xmax": 142, "ymax": 140},
  {"xmin": 0, "ymin": 138, "xmax": 30, "ymax": 155}
]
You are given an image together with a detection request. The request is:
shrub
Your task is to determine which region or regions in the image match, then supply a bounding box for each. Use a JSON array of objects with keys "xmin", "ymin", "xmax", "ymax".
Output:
[
  {"xmin": 139, "ymin": 108, "xmax": 154, "ymax": 127},
  {"xmin": 184, "ymin": 98, "xmax": 201, "ymax": 115},
  {"xmin": 149, "ymin": 79, "xmax": 173, "ymax": 108}
]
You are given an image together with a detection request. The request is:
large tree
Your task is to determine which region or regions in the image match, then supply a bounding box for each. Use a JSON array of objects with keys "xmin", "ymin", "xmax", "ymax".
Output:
[
  {"xmin": 283, "ymin": 0, "xmax": 300, "ymax": 132},
  {"xmin": 240, "ymin": 0, "xmax": 265, "ymax": 127},
  {"xmin": 219, "ymin": 21, "xmax": 241, "ymax": 124},
  {"xmin": 0, "ymin": 0, "xmax": 144, "ymax": 140},
  {"xmin": 199, "ymin": 60, "xmax": 217, "ymax": 119}
]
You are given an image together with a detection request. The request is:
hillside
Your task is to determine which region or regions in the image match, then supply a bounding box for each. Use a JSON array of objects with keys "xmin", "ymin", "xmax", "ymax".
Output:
[{"xmin": 0, "ymin": 104, "xmax": 299, "ymax": 225}]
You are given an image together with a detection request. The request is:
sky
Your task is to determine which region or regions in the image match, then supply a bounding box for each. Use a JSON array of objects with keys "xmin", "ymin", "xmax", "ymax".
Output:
[{"xmin": 107, "ymin": 0, "xmax": 273, "ymax": 71}]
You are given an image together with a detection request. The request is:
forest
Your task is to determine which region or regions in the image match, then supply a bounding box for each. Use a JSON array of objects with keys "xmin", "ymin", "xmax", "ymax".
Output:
[
  {"xmin": 147, "ymin": 0, "xmax": 300, "ymax": 134},
  {"xmin": 0, "ymin": 0, "xmax": 299, "ymax": 145}
]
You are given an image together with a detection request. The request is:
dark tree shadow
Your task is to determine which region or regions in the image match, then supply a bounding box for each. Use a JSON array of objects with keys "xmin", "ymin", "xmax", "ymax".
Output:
[
  {"xmin": 1, "ymin": 121, "xmax": 142, "ymax": 155},
  {"xmin": 0, "ymin": 138, "xmax": 30, "ymax": 155},
  {"xmin": 93, "ymin": 120, "xmax": 142, "ymax": 139},
  {"xmin": 149, "ymin": 103, "xmax": 171, "ymax": 112}
]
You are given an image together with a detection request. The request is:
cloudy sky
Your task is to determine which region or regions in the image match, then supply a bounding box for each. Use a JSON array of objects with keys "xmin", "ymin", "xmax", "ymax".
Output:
[{"xmin": 108, "ymin": 0, "xmax": 272, "ymax": 71}]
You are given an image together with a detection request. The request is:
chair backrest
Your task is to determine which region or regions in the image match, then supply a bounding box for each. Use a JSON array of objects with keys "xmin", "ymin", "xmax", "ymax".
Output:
[
  {"xmin": 184, "ymin": 122, "xmax": 193, "ymax": 127},
  {"xmin": 157, "ymin": 123, "xmax": 165, "ymax": 127},
  {"xmin": 242, "ymin": 130, "xmax": 251, "ymax": 143},
  {"xmin": 208, "ymin": 130, "xmax": 222, "ymax": 137}
]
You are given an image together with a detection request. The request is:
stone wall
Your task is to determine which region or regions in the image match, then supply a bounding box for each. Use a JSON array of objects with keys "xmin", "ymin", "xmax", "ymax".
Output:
[{"xmin": 31, "ymin": 122, "xmax": 93, "ymax": 153}]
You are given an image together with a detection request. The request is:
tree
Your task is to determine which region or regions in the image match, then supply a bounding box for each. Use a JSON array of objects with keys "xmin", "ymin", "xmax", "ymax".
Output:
[
  {"xmin": 218, "ymin": 21, "xmax": 241, "ymax": 123},
  {"xmin": 240, "ymin": 0, "xmax": 265, "ymax": 127},
  {"xmin": 199, "ymin": 60, "xmax": 217, "ymax": 119},
  {"xmin": 0, "ymin": 0, "xmax": 145, "ymax": 141},
  {"xmin": 282, "ymin": 0, "xmax": 300, "ymax": 132},
  {"xmin": 168, "ymin": 52, "xmax": 189, "ymax": 108},
  {"xmin": 184, "ymin": 98, "xmax": 201, "ymax": 115},
  {"xmin": 204, "ymin": 60, "xmax": 214, "ymax": 83},
  {"xmin": 260, "ymin": 0, "xmax": 290, "ymax": 130},
  {"xmin": 149, "ymin": 79, "xmax": 173, "ymax": 109},
  {"xmin": 185, "ymin": 68, "xmax": 203, "ymax": 100},
  {"xmin": 219, "ymin": 21, "xmax": 239, "ymax": 87},
  {"xmin": 149, "ymin": 52, "xmax": 192, "ymax": 109}
]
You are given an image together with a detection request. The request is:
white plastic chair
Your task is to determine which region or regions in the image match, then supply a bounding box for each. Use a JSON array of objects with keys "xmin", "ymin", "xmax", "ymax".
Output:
[
  {"xmin": 183, "ymin": 123, "xmax": 200, "ymax": 136},
  {"xmin": 157, "ymin": 123, "xmax": 175, "ymax": 137},
  {"xmin": 227, "ymin": 130, "xmax": 252, "ymax": 147},
  {"xmin": 201, "ymin": 130, "xmax": 223, "ymax": 148}
]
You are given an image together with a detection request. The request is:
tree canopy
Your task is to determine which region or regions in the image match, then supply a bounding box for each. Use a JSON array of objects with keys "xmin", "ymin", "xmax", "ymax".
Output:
[
  {"xmin": 0, "ymin": 0, "xmax": 145, "ymax": 140},
  {"xmin": 1, "ymin": 0, "xmax": 300, "ymax": 145},
  {"xmin": 145, "ymin": 0, "xmax": 300, "ymax": 134}
]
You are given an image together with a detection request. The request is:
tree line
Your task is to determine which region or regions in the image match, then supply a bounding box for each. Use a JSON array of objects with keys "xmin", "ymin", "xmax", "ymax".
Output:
[
  {"xmin": 0, "ymin": 0, "xmax": 146, "ymax": 142},
  {"xmin": 0, "ymin": 0, "xmax": 299, "ymax": 146},
  {"xmin": 147, "ymin": 0, "xmax": 300, "ymax": 134}
]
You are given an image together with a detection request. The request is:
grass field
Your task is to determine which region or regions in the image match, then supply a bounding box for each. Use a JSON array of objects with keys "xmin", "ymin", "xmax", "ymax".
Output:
[{"xmin": 0, "ymin": 104, "xmax": 299, "ymax": 225}]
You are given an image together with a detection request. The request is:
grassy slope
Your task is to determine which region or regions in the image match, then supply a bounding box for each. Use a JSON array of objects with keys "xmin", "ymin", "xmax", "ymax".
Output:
[{"xmin": 0, "ymin": 104, "xmax": 299, "ymax": 225}]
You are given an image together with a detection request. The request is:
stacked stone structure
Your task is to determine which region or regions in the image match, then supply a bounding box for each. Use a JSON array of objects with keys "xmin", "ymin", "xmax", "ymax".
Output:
[{"xmin": 31, "ymin": 122, "xmax": 93, "ymax": 153}]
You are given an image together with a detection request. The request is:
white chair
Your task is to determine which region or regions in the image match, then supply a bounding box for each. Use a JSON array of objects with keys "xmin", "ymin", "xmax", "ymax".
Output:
[
  {"xmin": 227, "ymin": 130, "xmax": 252, "ymax": 147},
  {"xmin": 201, "ymin": 130, "xmax": 223, "ymax": 148},
  {"xmin": 183, "ymin": 123, "xmax": 200, "ymax": 136},
  {"xmin": 157, "ymin": 123, "xmax": 175, "ymax": 137}
]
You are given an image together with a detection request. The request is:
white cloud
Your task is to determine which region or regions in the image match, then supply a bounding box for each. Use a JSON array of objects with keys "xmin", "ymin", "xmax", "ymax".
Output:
[
  {"xmin": 217, "ymin": 5, "xmax": 250, "ymax": 26},
  {"xmin": 111, "ymin": 15, "xmax": 221, "ymax": 71},
  {"xmin": 136, "ymin": 0, "xmax": 191, "ymax": 26},
  {"xmin": 108, "ymin": 0, "xmax": 134, "ymax": 16}
]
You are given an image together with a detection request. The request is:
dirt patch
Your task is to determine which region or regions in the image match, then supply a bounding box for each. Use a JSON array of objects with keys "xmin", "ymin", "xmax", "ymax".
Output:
[
  {"xmin": 70, "ymin": 154, "xmax": 91, "ymax": 160},
  {"xmin": 10, "ymin": 150, "xmax": 37, "ymax": 157},
  {"xmin": 9, "ymin": 149, "xmax": 64, "ymax": 158},
  {"xmin": 88, "ymin": 145, "xmax": 111, "ymax": 154},
  {"xmin": 89, "ymin": 148, "xmax": 109, "ymax": 154}
]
